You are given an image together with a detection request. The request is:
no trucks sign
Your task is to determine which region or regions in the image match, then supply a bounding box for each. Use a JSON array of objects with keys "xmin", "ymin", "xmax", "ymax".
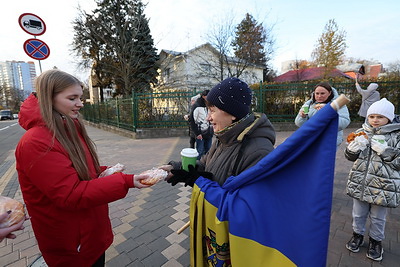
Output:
[{"xmin": 18, "ymin": 13, "xmax": 46, "ymax": 36}]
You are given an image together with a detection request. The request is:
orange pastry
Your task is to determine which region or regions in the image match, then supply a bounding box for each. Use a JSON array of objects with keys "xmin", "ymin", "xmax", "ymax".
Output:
[
  {"xmin": 0, "ymin": 196, "xmax": 25, "ymax": 228},
  {"xmin": 347, "ymin": 131, "xmax": 368, "ymax": 143}
]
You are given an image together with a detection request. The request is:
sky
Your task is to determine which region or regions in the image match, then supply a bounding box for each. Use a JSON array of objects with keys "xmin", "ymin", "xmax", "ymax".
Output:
[{"xmin": 2, "ymin": 0, "xmax": 400, "ymax": 81}]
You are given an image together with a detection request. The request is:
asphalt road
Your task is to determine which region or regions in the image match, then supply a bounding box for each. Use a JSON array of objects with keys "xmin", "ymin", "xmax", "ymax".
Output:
[{"xmin": 0, "ymin": 120, "xmax": 25, "ymax": 162}]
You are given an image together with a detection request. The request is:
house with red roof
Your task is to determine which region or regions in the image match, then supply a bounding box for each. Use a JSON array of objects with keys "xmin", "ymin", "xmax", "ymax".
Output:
[{"xmin": 274, "ymin": 67, "xmax": 353, "ymax": 82}]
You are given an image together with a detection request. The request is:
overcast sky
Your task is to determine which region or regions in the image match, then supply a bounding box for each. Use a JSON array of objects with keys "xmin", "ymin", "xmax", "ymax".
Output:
[{"xmin": 2, "ymin": 0, "xmax": 400, "ymax": 81}]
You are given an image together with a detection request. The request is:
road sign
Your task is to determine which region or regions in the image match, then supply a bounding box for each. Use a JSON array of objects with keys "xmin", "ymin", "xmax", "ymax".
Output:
[
  {"xmin": 18, "ymin": 13, "xmax": 46, "ymax": 36},
  {"xmin": 23, "ymin": 38, "xmax": 50, "ymax": 60}
]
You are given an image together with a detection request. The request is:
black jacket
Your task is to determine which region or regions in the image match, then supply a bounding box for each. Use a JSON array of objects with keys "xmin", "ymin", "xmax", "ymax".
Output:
[{"xmin": 199, "ymin": 113, "xmax": 276, "ymax": 185}]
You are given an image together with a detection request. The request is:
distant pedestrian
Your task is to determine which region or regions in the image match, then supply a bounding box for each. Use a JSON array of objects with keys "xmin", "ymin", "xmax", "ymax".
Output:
[
  {"xmin": 189, "ymin": 90, "xmax": 213, "ymax": 159},
  {"xmin": 355, "ymin": 76, "xmax": 380, "ymax": 118},
  {"xmin": 184, "ymin": 94, "xmax": 200, "ymax": 149},
  {"xmin": 344, "ymin": 98, "xmax": 400, "ymax": 261},
  {"xmin": 15, "ymin": 69, "xmax": 152, "ymax": 266}
]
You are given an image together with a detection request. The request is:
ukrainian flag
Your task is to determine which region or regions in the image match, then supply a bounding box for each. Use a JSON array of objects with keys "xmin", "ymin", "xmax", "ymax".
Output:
[{"xmin": 190, "ymin": 104, "xmax": 339, "ymax": 267}]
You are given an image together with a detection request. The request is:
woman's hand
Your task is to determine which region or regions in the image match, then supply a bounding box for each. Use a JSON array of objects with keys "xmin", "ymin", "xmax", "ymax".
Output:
[
  {"xmin": 158, "ymin": 165, "xmax": 174, "ymax": 180},
  {"xmin": 315, "ymin": 103, "xmax": 326, "ymax": 110},
  {"xmin": 133, "ymin": 174, "xmax": 152, "ymax": 189},
  {"xmin": 0, "ymin": 212, "xmax": 28, "ymax": 242},
  {"xmin": 299, "ymin": 109, "xmax": 307, "ymax": 118}
]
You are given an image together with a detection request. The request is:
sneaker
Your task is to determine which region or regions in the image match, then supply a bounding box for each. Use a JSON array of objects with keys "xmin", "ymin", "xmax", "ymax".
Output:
[
  {"xmin": 366, "ymin": 237, "xmax": 383, "ymax": 261},
  {"xmin": 346, "ymin": 232, "xmax": 364, "ymax": 252}
]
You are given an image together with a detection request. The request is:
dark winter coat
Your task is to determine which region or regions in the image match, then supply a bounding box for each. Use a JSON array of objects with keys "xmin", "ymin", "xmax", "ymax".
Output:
[
  {"xmin": 15, "ymin": 94, "xmax": 135, "ymax": 266},
  {"xmin": 199, "ymin": 113, "xmax": 276, "ymax": 185}
]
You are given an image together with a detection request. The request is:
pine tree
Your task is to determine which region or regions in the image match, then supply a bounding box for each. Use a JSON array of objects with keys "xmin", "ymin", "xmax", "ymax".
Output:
[
  {"xmin": 231, "ymin": 13, "xmax": 275, "ymax": 81},
  {"xmin": 232, "ymin": 13, "xmax": 269, "ymax": 66},
  {"xmin": 72, "ymin": 0, "xmax": 159, "ymax": 97}
]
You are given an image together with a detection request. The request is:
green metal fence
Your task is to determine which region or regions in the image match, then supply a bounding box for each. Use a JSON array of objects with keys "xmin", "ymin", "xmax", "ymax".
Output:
[
  {"xmin": 254, "ymin": 80, "xmax": 400, "ymax": 122},
  {"xmin": 81, "ymin": 81, "xmax": 400, "ymax": 131},
  {"xmin": 82, "ymin": 90, "xmax": 197, "ymax": 131}
]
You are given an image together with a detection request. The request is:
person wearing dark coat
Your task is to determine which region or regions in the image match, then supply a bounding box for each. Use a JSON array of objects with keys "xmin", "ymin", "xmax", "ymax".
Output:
[
  {"xmin": 189, "ymin": 90, "xmax": 213, "ymax": 159},
  {"xmin": 163, "ymin": 77, "xmax": 276, "ymax": 186}
]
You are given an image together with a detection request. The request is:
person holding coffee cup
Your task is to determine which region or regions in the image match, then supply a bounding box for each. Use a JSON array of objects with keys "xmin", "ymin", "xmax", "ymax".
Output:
[
  {"xmin": 163, "ymin": 77, "xmax": 276, "ymax": 186},
  {"xmin": 295, "ymin": 81, "xmax": 350, "ymax": 148}
]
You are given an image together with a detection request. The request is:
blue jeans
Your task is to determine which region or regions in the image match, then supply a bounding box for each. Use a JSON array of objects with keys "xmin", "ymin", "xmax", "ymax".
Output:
[
  {"xmin": 195, "ymin": 137, "xmax": 212, "ymax": 159},
  {"xmin": 352, "ymin": 199, "xmax": 388, "ymax": 241}
]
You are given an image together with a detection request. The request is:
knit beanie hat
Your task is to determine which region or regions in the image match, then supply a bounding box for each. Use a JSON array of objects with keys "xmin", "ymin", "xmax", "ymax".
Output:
[
  {"xmin": 206, "ymin": 77, "xmax": 252, "ymax": 119},
  {"xmin": 366, "ymin": 98, "xmax": 395, "ymax": 122}
]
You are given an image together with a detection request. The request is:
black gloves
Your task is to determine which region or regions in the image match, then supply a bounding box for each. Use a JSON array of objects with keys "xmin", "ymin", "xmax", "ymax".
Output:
[{"xmin": 168, "ymin": 165, "xmax": 214, "ymax": 187}]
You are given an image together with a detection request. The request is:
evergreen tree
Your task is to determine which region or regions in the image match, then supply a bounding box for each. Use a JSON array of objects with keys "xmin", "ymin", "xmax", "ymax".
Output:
[
  {"xmin": 232, "ymin": 13, "xmax": 275, "ymax": 81},
  {"xmin": 232, "ymin": 13, "xmax": 267, "ymax": 65},
  {"xmin": 72, "ymin": 0, "xmax": 158, "ymax": 97},
  {"xmin": 72, "ymin": 11, "xmax": 113, "ymax": 102},
  {"xmin": 311, "ymin": 19, "xmax": 347, "ymax": 76}
]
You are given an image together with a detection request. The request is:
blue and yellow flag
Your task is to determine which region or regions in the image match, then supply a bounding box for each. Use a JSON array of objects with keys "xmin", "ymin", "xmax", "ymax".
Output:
[{"xmin": 190, "ymin": 104, "xmax": 339, "ymax": 267}]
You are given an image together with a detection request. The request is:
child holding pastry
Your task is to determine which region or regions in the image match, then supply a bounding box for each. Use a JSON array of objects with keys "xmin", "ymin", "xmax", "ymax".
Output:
[
  {"xmin": 15, "ymin": 70, "xmax": 153, "ymax": 267},
  {"xmin": 344, "ymin": 98, "xmax": 400, "ymax": 261}
]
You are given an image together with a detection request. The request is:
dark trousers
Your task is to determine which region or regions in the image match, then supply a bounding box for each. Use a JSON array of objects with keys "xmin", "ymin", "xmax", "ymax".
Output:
[
  {"xmin": 92, "ymin": 253, "xmax": 105, "ymax": 267},
  {"xmin": 190, "ymin": 136, "xmax": 196, "ymax": 148},
  {"xmin": 196, "ymin": 137, "xmax": 212, "ymax": 159}
]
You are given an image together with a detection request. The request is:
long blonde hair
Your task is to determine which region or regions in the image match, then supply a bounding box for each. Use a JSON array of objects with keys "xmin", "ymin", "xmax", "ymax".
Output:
[{"xmin": 35, "ymin": 69, "xmax": 100, "ymax": 180}]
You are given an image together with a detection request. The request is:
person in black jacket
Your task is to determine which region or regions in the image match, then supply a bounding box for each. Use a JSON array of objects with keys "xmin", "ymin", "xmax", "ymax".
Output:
[
  {"xmin": 163, "ymin": 77, "xmax": 276, "ymax": 186},
  {"xmin": 184, "ymin": 94, "xmax": 200, "ymax": 148},
  {"xmin": 189, "ymin": 90, "xmax": 213, "ymax": 159}
]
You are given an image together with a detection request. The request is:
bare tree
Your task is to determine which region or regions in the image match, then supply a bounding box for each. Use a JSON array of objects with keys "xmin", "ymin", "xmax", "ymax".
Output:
[
  {"xmin": 201, "ymin": 13, "xmax": 275, "ymax": 83},
  {"xmin": 385, "ymin": 60, "xmax": 400, "ymax": 78},
  {"xmin": 0, "ymin": 85, "xmax": 24, "ymax": 111},
  {"xmin": 205, "ymin": 14, "xmax": 236, "ymax": 81}
]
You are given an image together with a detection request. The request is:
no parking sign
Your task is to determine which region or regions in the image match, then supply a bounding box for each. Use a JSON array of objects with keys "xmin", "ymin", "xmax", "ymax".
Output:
[{"xmin": 23, "ymin": 38, "xmax": 50, "ymax": 60}]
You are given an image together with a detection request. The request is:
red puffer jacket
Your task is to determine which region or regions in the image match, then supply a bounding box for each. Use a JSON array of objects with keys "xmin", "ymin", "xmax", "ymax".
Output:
[{"xmin": 15, "ymin": 94, "xmax": 134, "ymax": 266}]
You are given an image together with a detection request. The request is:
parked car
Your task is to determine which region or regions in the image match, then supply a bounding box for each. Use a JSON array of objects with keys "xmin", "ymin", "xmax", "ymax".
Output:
[
  {"xmin": 0, "ymin": 110, "xmax": 14, "ymax": 120},
  {"xmin": 13, "ymin": 113, "xmax": 19, "ymax": 119}
]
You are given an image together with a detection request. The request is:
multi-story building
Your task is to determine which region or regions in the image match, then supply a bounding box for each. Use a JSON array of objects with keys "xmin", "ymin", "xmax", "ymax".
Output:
[{"xmin": 0, "ymin": 60, "xmax": 37, "ymax": 108}]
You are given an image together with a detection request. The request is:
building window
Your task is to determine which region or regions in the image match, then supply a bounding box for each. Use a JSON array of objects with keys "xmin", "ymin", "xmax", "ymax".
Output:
[
  {"xmin": 163, "ymin": 68, "xmax": 170, "ymax": 80},
  {"xmin": 200, "ymin": 63, "xmax": 211, "ymax": 73}
]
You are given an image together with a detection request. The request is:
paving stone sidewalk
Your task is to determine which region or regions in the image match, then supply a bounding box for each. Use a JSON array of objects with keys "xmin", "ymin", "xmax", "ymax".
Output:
[{"xmin": 0, "ymin": 125, "xmax": 399, "ymax": 266}]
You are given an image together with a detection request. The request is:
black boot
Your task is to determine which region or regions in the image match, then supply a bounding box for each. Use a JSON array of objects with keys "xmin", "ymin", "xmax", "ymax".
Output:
[
  {"xmin": 346, "ymin": 232, "xmax": 364, "ymax": 252},
  {"xmin": 366, "ymin": 237, "xmax": 383, "ymax": 261}
]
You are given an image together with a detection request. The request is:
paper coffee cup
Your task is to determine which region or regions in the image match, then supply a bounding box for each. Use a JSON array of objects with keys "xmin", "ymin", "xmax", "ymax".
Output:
[
  {"xmin": 181, "ymin": 148, "xmax": 199, "ymax": 171},
  {"xmin": 302, "ymin": 105, "xmax": 309, "ymax": 114},
  {"xmin": 372, "ymin": 135, "xmax": 385, "ymax": 144}
]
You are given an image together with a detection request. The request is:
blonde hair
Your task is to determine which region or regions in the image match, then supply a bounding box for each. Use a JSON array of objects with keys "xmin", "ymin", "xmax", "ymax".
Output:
[{"xmin": 35, "ymin": 69, "xmax": 100, "ymax": 180}]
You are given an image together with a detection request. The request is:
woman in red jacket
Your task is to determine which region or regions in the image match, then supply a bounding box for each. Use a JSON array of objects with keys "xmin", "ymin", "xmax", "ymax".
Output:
[{"xmin": 15, "ymin": 69, "xmax": 151, "ymax": 267}]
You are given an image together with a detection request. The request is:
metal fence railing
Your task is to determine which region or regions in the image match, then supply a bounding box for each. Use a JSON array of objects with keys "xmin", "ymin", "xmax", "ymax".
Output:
[{"xmin": 81, "ymin": 81, "xmax": 400, "ymax": 131}]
